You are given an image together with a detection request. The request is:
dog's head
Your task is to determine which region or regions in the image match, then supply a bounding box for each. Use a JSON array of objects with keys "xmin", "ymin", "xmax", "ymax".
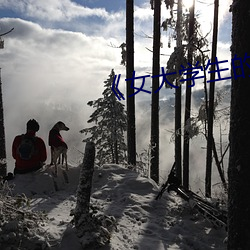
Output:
[{"xmin": 53, "ymin": 121, "xmax": 69, "ymax": 131}]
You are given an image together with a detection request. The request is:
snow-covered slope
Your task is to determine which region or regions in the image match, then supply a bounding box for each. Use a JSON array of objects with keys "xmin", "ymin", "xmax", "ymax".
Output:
[{"xmin": 2, "ymin": 164, "xmax": 227, "ymax": 250}]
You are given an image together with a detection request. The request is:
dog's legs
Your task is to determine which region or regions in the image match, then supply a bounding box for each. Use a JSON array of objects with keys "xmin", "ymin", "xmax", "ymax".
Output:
[
  {"xmin": 57, "ymin": 154, "xmax": 61, "ymax": 164},
  {"xmin": 61, "ymin": 153, "xmax": 65, "ymax": 165},
  {"xmin": 52, "ymin": 147, "xmax": 68, "ymax": 176},
  {"xmin": 52, "ymin": 148, "xmax": 60, "ymax": 177},
  {"xmin": 64, "ymin": 153, "xmax": 68, "ymax": 171},
  {"xmin": 50, "ymin": 147, "xmax": 54, "ymax": 165},
  {"xmin": 54, "ymin": 163, "xmax": 58, "ymax": 177},
  {"xmin": 61, "ymin": 152, "xmax": 68, "ymax": 171}
]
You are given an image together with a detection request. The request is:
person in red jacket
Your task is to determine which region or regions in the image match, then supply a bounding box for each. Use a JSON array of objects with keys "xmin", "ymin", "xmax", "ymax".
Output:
[{"xmin": 12, "ymin": 119, "xmax": 47, "ymax": 174}]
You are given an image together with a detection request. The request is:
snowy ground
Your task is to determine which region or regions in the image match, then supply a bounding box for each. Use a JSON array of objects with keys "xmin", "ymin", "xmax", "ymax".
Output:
[{"xmin": 2, "ymin": 164, "xmax": 227, "ymax": 250}]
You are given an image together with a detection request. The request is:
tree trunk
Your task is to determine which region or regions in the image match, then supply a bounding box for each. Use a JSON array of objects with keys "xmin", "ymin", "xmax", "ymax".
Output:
[
  {"xmin": 126, "ymin": 0, "xmax": 136, "ymax": 166},
  {"xmin": 228, "ymin": 0, "xmax": 250, "ymax": 249},
  {"xmin": 211, "ymin": 137, "xmax": 227, "ymax": 191},
  {"xmin": 113, "ymin": 116, "xmax": 119, "ymax": 164},
  {"xmin": 205, "ymin": 0, "xmax": 219, "ymax": 198},
  {"xmin": 175, "ymin": 0, "xmax": 183, "ymax": 183},
  {"xmin": 114, "ymin": 140, "xmax": 118, "ymax": 164},
  {"xmin": 74, "ymin": 142, "xmax": 116, "ymax": 248},
  {"xmin": 150, "ymin": 0, "xmax": 161, "ymax": 184},
  {"xmin": 74, "ymin": 142, "xmax": 95, "ymax": 227},
  {"xmin": 0, "ymin": 70, "xmax": 7, "ymax": 177},
  {"xmin": 183, "ymin": 0, "xmax": 195, "ymax": 190}
]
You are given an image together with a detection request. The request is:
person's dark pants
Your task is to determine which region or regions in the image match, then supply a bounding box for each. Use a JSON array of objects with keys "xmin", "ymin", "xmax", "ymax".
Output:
[{"xmin": 14, "ymin": 165, "xmax": 43, "ymax": 175}]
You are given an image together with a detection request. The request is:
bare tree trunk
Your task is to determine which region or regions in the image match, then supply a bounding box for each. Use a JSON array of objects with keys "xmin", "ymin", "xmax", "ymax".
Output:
[
  {"xmin": 74, "ymin": 142, "xmax": 95, "ymax": 226},
  {"xmin": 211, "ymin": 137, "xmax": 227, "ymax": 191},
  {"xmin": 113, "ymin": 116, "xmax": 119, "ymax": 164},
  {"xmin": 0, "ymin": 70, "xmax": 7, "ymax": 177},
  {"xmin": 205, "ymin": 0, "xmax": 219, "ymax": 198},
  {"xmin": 175, "ymin": 0, "xmax": 183, "ymax": 183},
  {"xmin": 74, "ymin": 142, "xmax": 116, "ymax": 248},
  {"xmin": 150, "ymin": 0, "xmax": 161, "ymax": 184},
  {"xmin": 183, "ymin": 0, "xmax": 195, "ymax": 190},
  {"xmin": 114, "ymin": 140, "xmax": 118, "ymax": 164},
  {"xmin": 228, "ymin": 0, "xmax": 250, "ymax": 248},
  {"xmin": 0, "ymin": 31, "xmax": 14, "ymax": 177},
  {"xmin": 126, "ymin": 0, "xmax": 136, "ymax": 166}
]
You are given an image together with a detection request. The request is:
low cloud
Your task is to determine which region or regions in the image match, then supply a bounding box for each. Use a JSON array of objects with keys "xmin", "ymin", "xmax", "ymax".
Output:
[
  {"xmin": 0, "ymin": 17, "xmax": 124, "ymax": 170},
  {"xmin": 0, "ymin": 0, "xmax": 232, "ymax": 194}
]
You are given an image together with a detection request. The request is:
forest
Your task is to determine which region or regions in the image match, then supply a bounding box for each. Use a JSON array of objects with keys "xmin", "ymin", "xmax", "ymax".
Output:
[{"xmin": 0, "ymin": 0, "xmax": 249, "ymax": 249}]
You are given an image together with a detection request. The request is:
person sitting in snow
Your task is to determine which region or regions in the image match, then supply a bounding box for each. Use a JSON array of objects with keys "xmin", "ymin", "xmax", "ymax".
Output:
[{"xmin": 12, "ymin": 119, "xmax": 47, "ymax": 174}]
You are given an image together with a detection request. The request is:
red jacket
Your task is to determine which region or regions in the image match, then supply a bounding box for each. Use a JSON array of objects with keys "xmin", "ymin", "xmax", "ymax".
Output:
[
  {"xmin": 48, "ymin": 128, "xmax": 68, "ymax": 149},
  {"xmin": 12, "ymin": 131, "xmax": 47, "ymax": 171}
]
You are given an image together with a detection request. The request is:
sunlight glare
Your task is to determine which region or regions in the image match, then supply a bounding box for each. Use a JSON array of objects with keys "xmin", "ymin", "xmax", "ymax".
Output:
[{"xmin": 183, "ymin": 0, "xmax": 194, "ymax": 9}]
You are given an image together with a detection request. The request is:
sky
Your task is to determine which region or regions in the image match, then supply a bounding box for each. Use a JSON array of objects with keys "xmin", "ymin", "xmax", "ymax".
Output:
[{"xmin": 0, "ymin": 0, "xmax": 232, "ymax": 190}]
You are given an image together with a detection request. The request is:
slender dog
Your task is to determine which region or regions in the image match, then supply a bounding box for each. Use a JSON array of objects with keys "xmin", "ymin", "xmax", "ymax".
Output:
[{"xmin": 48, "ymin": 121, "xmax": 69, "ymax": 176}]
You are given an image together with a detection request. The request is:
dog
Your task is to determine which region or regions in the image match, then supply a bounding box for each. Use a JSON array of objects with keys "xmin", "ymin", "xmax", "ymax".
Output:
[{"xmin": 48, "ymin": 121, "xmax": 69, "ymax": 176}]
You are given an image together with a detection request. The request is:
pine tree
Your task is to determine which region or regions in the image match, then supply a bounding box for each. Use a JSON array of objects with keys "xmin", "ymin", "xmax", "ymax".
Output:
[
  {"xmin": 126, "ymin": 0, "xmax": 136, "ymax": 166},
  {"xmin": 175, "ymin": 0, "xmax": 183, "ymax": 184},
  {"xmin": 228, "ymin": 0, "xmax": 250, "ymax": 248},
  {"xmin": 163, "ymin": 1, "xmax": 209, "ymax": 187},
  {"xmin": 150, "ymin": 0, "xmax": 161, "ymax": 184},
  {"xmin": 205, "ymin": 0, "xmax": 219, "ymax": 198},
  {"xmin": 0, "ymin": 69, "xmax": 7, "ymax": 177},
  {"xmin": 80, "ymin": 69, "xmax": 127, "ymax": 166}
]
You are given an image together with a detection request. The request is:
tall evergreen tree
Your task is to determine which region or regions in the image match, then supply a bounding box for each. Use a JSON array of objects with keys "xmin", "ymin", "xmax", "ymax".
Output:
[
  {"xmin": 163, "ymin": 0, "xmax": 209, "ymax": 187},
  {"xmin": 205, "ymin": 0, "xmax": 219, "ymax": 198},
  {"xmin": 80, "ymin": 69, "xmax": 127, "ymax": 166},
  {"xmin": 0, "ymin": 28, "xmax": 14, "ymax": 177},
  {"xmin": 228, "ymin": 0, "xmax": 250, "ymax": 248},
  {"xmin": 163, "ymin": 0, "xmax": 183, "ymax": 183},
  {"xmin": 183, "ymin": 0, "xmax": 195, "ymax": 190},
  {"xmin": 126, "ymin": 0, "xmax": 136, "ymax": 166},
  {"xmin": 175, "ymin": 0, "xmax": 183, "ymax": 183},
  {"xmin": 0, "ymin": 69, "xmax": 6, "ymax": 177},
  {"xmin": 150, "ymin": 0, "xmax": 161, "ymax": 184},
  {"xmin": 164, "ymin": 0, "xmax": 184, "ymax": 183}
]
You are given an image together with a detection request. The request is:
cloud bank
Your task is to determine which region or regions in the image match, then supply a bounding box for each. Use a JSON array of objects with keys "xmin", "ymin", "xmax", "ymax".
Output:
[{"xmin": 0, "ymin": 0, "xmax": 232, "ymax": 193}]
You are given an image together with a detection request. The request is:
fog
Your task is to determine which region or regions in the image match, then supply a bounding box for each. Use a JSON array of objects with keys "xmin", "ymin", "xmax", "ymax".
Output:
[
  {"xmin": 0, "ymin": 0, "xmax": 232, "ymax": 194},
  {"xmin": 135, "ymin": 84, "xmax": 230, "ymax": 193},
  {"xmin": 0, "ymin": 18, "xmax": 123, "ymax": 170}
]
